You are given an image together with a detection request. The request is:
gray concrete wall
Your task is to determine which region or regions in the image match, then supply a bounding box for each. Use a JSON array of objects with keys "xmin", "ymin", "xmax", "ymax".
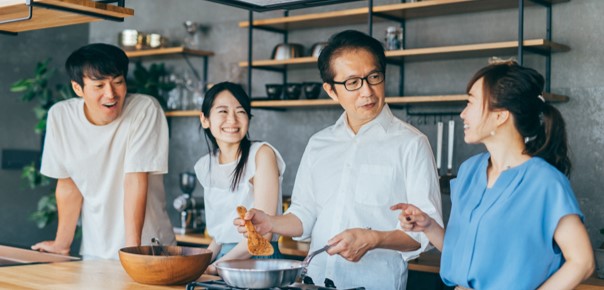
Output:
[
  {"xmin": 0, "ymin": 0, "xmax": 601, "ymax": 251},
  {"xmin": 0, "ymin": 25, "xmax": 89, "ymax": 248},
  {"xmin": 90, "ymin": 0, "xmax": 604, "ymax": 246}
]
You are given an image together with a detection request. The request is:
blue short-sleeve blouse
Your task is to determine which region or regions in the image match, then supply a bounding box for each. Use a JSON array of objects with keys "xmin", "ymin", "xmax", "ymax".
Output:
[{"xmin": 440, "ymin": 153, "xmax": 583, "ymax": 289}]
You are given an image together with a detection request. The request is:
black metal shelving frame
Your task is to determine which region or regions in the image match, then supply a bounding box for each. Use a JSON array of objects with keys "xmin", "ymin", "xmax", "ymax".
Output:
[
  {"xmin": 217, "ymin": 0, "xmax": 564, "ymax": 111},
  {"xmin": 0, "ymin": 0, "xmax": 128, "ymax": 35}
]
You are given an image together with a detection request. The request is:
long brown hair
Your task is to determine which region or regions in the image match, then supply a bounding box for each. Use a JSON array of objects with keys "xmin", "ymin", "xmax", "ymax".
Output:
[{"xmin": 467, "ymin": 61, "xmax": 571, "ymax": 176}]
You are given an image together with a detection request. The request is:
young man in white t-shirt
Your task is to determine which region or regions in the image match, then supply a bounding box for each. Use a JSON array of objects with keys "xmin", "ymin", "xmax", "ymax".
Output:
[{"xmin": 31, "ymin": 43, "xmax": 175, "ymax": 259}]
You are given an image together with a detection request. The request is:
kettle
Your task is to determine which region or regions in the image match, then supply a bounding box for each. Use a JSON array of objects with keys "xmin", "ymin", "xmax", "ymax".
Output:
[
  {"xmin": 271, "ymin": 43, "xmax": 304, "ymax": 60},
  {"xmin": 310, "ymin": 42, "xmax": 328, "ymax": 58}
]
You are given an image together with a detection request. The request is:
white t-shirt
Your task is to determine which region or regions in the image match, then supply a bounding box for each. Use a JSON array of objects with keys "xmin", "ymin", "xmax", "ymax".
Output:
[
  {"xmin": 41, "ymin": 94, "xmax": 175, "ymax": 260},
  {"xmin": 286, "ymin": 105, "xmax": 443, "ymax": 290},
  {"xmin": 194, "ymin": 142, "xmax": 285, "ymax": 244}
]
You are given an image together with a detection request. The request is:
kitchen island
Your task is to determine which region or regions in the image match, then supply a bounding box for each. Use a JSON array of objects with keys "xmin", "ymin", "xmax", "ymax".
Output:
[
  {"xmin": 0, "ymin": 258, "xmax": 602, "ymax": 289},
  {"xmin": 0, "ymin": 259, "xmax": 219, "ymax": 289},
  {"xmin": 174, "ymin": 234, "xmax": 604, "ymax": 289}
]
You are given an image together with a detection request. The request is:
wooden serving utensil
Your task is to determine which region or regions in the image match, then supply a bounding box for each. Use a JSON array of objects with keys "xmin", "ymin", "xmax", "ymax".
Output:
[{"xmin": 236, "ymin": 206, "xmax": 274, "ymax": 256}]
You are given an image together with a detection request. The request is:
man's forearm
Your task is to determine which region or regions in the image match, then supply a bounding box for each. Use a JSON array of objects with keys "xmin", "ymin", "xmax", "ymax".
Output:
[
  {"xmin": 55, "ymin": 178, "xmax": 83, "ymax": 248},
  {"xmin": 270, "ymin": 213, "xmax": 304, "ymax": 237},
  {"xmin": 371, "ymin": 229, "xmax": 421, "ymax": 252},
  {"xmin": 124, "ymin": 172, "xmax": 148, "ymax": 246}
]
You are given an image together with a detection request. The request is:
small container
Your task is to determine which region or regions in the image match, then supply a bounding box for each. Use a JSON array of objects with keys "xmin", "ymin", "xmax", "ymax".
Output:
[
  {"xmin": 145, "ymin": 33, "xmax": 165, "ymax": 49},
  {"xmin": 265, "ymin": 84, "xmax": 283, "ymax": 100},
  {"xmin": 119, "ymin": 29, "xmax": 145, "ymax": 50},
  {"xmin": 284, "ymin": 83, "xmax": 302, "ymax": 100},
  {"xmin": 385, "ymin": 26, "xmax": 403, "ymax": 50}
]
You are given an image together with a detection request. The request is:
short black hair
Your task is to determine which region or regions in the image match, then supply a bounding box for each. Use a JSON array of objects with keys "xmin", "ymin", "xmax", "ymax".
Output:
[
  {"xmin": 317, "ymin": 30, "xmax": 386, "ymax": 84},
  {"xmin": 65, "ymin": 43, "xmax": 129, "ymax": 87}
]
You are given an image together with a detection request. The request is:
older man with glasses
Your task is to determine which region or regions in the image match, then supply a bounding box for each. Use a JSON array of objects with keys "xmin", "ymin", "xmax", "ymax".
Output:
[{"xmin": 235, "ymin": 30, "xmax": 443, "ymax": 290}]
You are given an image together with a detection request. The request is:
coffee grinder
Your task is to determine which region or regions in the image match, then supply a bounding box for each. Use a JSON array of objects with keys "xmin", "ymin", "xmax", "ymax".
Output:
[{"xmin": 173, "ymin": 172, "xmax": 204, "ymax": 234}]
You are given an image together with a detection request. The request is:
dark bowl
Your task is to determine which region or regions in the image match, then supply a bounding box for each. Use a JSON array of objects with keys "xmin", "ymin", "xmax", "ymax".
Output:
[
  {"xmin": 284, "ymin": 83, "xmax": 302, "ymax": 100},
  {"xmin": 265, "ymin": 84, "xmax": 283, "ymax": 100},
  {"xmin": 303, "ymin": 82, "xmax": 322, "ymax": 99}
]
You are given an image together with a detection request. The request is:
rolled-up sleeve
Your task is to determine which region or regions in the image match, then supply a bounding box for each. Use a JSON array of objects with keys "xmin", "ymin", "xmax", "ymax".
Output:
[
  {"xmin": 284, "ymin": 145, "xmax": 317, "ymax": 241},
  {"xmin": 400, "ymin": 135, "xmax": 444, "ymax": 261}
]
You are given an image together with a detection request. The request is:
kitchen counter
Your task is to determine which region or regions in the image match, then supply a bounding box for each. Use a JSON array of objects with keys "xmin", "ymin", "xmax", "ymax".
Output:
[
  {"xmin": 174, "ymin": 233, "xmax": 604, "ymax": 289},
  {"xmin": 0, "ymin": 259, "xmax": 219, "ymax": 289},
  {"xmin": 0, "ymin": 258, "xmax": 602, "ymax": 289}
]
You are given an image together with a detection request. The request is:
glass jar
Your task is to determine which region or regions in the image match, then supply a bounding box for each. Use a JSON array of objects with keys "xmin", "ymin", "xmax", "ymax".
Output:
[{"xmin": 385, "ymin": 26, "xmax": 403, "ymax": 50}]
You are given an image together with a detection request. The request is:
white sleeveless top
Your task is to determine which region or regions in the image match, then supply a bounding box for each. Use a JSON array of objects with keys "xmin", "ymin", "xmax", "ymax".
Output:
[{"xmin": 194, "ymin": 142, "xmax": 285, "ymax": 244}]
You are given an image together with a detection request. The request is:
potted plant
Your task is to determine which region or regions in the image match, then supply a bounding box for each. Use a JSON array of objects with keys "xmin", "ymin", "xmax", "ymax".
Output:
[
  {"xmin": 596, "ymin": 228, "xmax": 604, "ymax": 278},
  {"xmin": 10, "ymin": 58, "xmax": 75, "ymax": 229}
]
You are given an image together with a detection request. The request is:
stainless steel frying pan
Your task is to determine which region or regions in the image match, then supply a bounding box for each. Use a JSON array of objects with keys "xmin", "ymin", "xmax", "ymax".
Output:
[{"xmin": 215, "ymin": 245, "xmax": 329, "ymax": 289}]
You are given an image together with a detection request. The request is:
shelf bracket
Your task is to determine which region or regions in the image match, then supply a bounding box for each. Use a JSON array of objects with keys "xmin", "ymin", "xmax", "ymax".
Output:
[{"xmin": 182, "ymin": 54, "xmax": 201, "ymax": 81}]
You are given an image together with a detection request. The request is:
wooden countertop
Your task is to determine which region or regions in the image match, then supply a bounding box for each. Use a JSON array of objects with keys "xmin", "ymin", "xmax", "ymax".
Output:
[
  {"xmin": 176, "ymin": 233, "xmax": 443, "ymax": 273},
  {"xmin": 0, "ymin": 258, "xmax": 601, "ymax": 289},
  {"xmin": 174, "ymin": 233, "xmax": 604, "ymax": 288},
  {"xmin": 0, "ymin": 259, "xmax": 219, "ymax": 289}
]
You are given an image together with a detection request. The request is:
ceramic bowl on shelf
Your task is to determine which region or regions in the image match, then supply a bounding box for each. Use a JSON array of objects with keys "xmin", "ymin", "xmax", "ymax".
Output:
[
  {"xmin": 119, "ymin": 245, "xmax": 212, "ymax": 285},
  {"xmin": 302, "ymin": 82, "xmax": 322, "ymax": 99},
  {"xmin": 265, "ymin": 84, "xmax": 283, "ymax": 100},
  {"xmin": 284, "ymin": 83, "xmax": 302, "ymax": 100}
]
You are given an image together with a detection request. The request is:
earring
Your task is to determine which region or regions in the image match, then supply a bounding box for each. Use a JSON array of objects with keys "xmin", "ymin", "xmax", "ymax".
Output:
[{"xmin": 490, "ymin": 130, "xmax": 496, "ymax": 136}]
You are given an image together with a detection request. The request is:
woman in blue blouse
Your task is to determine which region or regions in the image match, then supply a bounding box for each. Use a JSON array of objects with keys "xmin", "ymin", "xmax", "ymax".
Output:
[{"xmin": 392, "ymin": 61, "xmax": 594, "ymax": 289}]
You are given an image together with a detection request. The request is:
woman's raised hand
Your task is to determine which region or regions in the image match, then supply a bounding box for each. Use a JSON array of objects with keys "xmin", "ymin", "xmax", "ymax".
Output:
[{"xmin": 390, "ymin": 203, "xmax": 434, "ymax": 232}]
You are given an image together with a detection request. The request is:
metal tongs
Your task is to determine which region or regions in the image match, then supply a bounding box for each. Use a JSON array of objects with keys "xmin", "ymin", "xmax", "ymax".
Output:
[
  {"xmin": 150, "ymin": 237, "xmax": 167, "ymax": 256},
  {"xmin": 300, "ymin": 244, "xmax": 331, "ymax": 281}
]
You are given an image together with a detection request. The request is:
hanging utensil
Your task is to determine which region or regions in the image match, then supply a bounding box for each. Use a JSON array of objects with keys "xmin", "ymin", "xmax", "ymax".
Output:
[
  {"xmin": 436, "ymin": 121, "xmax": 443, "ymax": 176},
  {"xmin": 447, "ymin": 120, "xmax": 455, "ymax": 176}
]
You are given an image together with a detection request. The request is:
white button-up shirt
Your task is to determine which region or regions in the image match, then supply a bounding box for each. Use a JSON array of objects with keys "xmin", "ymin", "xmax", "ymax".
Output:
[{"xmin": 287, "ymin": 105, "xmax": 443, "ymax": 290}]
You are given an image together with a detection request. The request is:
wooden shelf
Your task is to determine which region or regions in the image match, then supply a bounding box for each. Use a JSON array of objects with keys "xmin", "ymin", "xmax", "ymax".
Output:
[
  {"xmin": 165, "ymin": 93, "xmax": 567, "ymax": 115},
  {"xmin": 125, "ymin": 47, "xmax": 214, "ymax": 58},
  {"xmin": 0, "ymin": 0, "xmax": 134, "ymax": 33},
  {"xmin": 165, "ymin": 110, "xmax": 201, "ymax": 117},
  {"xmin": 239, "ymin": 39, "xmax": 569, "ymax": 68},
  {"xmin": 238, "ymin": 0, "xmax": 569, "ymax": 31}
]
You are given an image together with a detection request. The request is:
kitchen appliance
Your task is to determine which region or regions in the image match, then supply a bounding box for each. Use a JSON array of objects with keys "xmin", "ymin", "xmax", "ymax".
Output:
[{"xmin": 173, "ymin": 172, "xmax": 205, "ymax": 234}]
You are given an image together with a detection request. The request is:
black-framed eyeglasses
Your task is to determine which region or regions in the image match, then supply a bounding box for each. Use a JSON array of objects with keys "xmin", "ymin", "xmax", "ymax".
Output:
[{"xmin": 332, "ymin": 71, "xmax": 385, "ymax": 91}]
